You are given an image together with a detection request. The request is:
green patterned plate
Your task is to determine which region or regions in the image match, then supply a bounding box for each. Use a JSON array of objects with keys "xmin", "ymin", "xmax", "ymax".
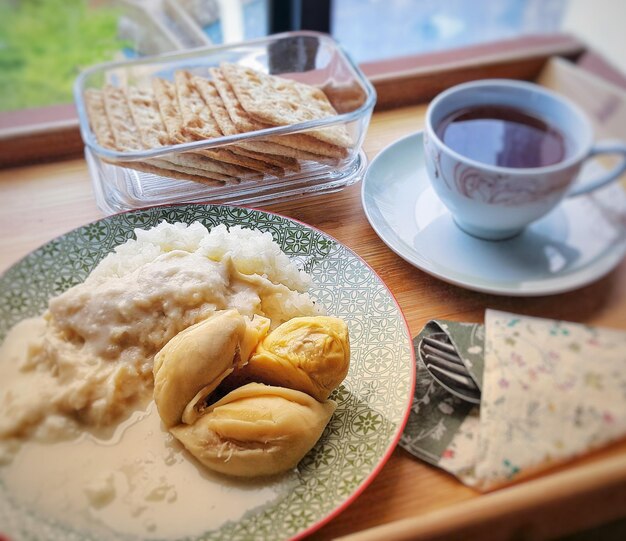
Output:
[{"xmin": 0, "ymin": 204, "xmax": 415, "ymax": 540}]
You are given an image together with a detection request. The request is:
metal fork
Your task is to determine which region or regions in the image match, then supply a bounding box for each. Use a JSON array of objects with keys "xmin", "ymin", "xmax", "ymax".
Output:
[{"xmin": 418, "ymin": 332, "xmax": 481, "ymax": 404}]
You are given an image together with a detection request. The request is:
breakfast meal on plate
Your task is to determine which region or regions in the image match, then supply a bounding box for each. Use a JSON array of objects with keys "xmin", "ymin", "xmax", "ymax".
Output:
[
  {"xmin": 84, "ymin": 63, "xmax": 351, "ymax": 185},
  {"xmin": 0, "ymin": 221, "xmax": 350, "ymax": 535}
]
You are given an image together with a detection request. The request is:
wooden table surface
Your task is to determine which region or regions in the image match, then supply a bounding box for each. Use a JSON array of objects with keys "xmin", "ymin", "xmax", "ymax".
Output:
[{"xmin": 1, "ymin": 104, "xmax": 626, "ymax": 541}]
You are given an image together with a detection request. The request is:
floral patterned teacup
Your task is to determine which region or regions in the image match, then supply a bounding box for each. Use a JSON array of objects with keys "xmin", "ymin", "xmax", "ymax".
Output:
[{"xmin": 424, "ymin": 79, "xmax": 626, "ymax": 240}]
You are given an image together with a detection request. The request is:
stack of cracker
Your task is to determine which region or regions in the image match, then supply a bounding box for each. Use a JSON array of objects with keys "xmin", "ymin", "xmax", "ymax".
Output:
[{"xmin": 84, "ymin": 63, "xmax": 351, "ymax": 186}]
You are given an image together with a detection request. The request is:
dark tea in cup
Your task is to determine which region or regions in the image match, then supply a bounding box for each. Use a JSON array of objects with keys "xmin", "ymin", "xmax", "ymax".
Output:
[{"xmin": 435, "ymin": 105, "xmax": 566, "ymax": 169}]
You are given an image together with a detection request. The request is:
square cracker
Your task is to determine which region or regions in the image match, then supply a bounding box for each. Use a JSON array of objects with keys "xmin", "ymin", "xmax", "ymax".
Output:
[
  {"xmin": 152, "ymin": 77, "xmax": 260, "ymax": 177},
  {"xmin": 102, "ymin": 84, "xmax": 144, "ymax": 152},
  {"xmin": 220, "ymin": 63, "xmax": 352, "ymax": 148},
  {"xmin": 152, "ymin": 77, "xmax": 188, "ymax": 143},
  {"xmin": 126, "ymin": 85, "xmax": 237, "ymax": 181},
  {"xmin": 174, "ymin": 70, "xmax": 222, "ymax": 139},
  {"xmin": 197, "ymin": 74, "xmax": 333, "ymax": 164},
  {"xmin": 175, "ymin": 71, "xmax": 295, "ymax": 173},
  {"xmin": 148, "ymin": 159, "xmax": 232, "ymax": 185},
  {"xmin": 84, "ymin": 89, "xmax": 116, "ymax": 150},
  {"xmin": 156, "ymin": 74, "xmax": 284, "ymax": 178},
  {"xmin": 97, "ymin": 85, "xmax": 228, "ymax": 185},
  {"xmin": 124, "ymin": 160, "xmax": 231, "ymax": 187},
  {"xmin": 193, "ymin": 76, "xmax": 302, "ymax": 171},
  {"xmin": 210, "ymin": 67, "xmax": 346, "ymax": 160},
  {"xmin": 125, "ymin": 85, "xmax": 170, "ymax": 148}
]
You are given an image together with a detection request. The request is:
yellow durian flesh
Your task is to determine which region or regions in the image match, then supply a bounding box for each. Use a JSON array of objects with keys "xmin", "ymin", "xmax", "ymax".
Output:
[
  {"xmin": 171, "ymin": 383, "xmax": 336, "ymax": 477},
  {"xmin": 233, "ymin": 316, "xmax": 350, "ymax": 401},
  {"xmin": 180, "ymin": 313, "xmax": 270, "ymax": 425},
  {"xmin": 153, "ymin": 310, "xmax": 269, "ymax": 428}
]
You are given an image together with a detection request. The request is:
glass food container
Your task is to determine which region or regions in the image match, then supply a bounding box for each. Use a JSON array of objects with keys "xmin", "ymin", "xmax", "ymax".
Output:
[{"xmin": 74, "ymin": 31, "xmax": 376, "ymax": 214}]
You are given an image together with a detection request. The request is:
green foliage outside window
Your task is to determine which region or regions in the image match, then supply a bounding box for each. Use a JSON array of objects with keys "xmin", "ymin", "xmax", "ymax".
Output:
[{"xmin": 0, "ymin": 0, "xmax": 127, "ymax": 112}]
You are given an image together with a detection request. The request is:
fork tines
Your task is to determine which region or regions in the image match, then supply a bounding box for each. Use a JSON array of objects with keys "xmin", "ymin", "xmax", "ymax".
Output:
[{"xmin": 419, "ymin": 333, "xmax": 481, "ymax": 404}]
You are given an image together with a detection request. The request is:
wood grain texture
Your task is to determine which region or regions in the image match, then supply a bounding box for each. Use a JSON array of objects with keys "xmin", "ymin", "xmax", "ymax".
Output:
[
  {"xmin": 0, "ymin": 121, "xmax": 83, "ymax": 168},
  {"xmin": 364, "ymin": 35, "xmax": 584, "ymax": 110},
  {"xmin": 0, "ymin": 102, "xmax": 625, "ymax": 541},
  {"xmin": 337, "ymin": 450, "xmax": 626, "ymax": 541}
]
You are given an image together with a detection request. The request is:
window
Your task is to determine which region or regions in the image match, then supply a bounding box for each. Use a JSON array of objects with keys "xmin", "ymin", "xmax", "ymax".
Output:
[{"xmin": 0, "ymin": 0, "xmax": 269, "ymax": 113}]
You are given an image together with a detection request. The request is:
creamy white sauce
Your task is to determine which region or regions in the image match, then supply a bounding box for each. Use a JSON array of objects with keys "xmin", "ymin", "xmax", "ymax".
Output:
[
  {"xmin": 0, "ymin": 288, "xmax": 299, "ymax": 538},
  {"xmin": 1, "ymin": 399, "xmax": 295, "ymax": 538}
]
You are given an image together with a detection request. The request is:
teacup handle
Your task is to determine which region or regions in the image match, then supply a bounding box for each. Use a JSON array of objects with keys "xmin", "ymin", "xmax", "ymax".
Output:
[{"xmin": 568, "ymin": 141, "xmax": 626, "ymax": 197}]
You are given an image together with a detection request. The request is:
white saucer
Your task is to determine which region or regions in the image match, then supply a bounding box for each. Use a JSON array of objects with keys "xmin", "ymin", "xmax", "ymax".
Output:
[{"xmin": 361, "ymin": 131, "xmax": 626, "ymax": 296}]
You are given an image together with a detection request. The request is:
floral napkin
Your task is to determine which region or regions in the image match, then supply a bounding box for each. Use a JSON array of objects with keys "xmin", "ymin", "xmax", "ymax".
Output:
[{"xmin": 400, "ymin": 309, "xmax": 626, "ymax": 491}]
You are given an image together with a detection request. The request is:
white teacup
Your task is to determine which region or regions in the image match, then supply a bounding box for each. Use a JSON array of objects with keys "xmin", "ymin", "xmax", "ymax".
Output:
[{"xmin": 423, "ymin": 79, "xmax": 626, "ymax": 240}]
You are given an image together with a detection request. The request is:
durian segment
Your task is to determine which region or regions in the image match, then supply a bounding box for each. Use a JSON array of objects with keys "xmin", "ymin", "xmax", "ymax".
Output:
[
  {"xmin": 153, "ymin": 310, "xmax": 269, "ymax": 427},
  {"xmin": 181, "ymin": 313, "xmax": 271, "ymax": 425},
  {"xmin": 171, "ymin": 383, "xmax": 336, "ymax": 477},
  {"xmin": 231, "ymin": 316, "xmax": 350, "ymax": 401}
]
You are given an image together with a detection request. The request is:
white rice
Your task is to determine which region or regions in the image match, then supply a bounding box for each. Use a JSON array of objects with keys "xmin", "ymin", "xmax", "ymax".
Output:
[{"xmin": 90, "ymin": 221, "xmax": 311, "ymax": 292}]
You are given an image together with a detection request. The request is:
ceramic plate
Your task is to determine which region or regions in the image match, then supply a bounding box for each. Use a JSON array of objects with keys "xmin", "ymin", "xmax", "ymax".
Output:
[
  {"xmin": 0, "ymin": 204, "xmax": 415, "ymax": 540},
  {"xmin": 362, "ymin": 131, "xmax": 626, "ymax": 296}
]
